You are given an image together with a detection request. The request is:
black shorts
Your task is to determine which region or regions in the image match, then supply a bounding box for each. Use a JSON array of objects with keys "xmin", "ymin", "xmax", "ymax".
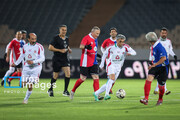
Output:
[
  {"xmin": 16, "ymin": 63, "xmax": 22, "ymax": 68},
  {"xmin": 148, "ymin": 65, "xmax": 169, "ymax": 85},
  {"xmin": 80, "ymin": 64, "xmax": 99, "ymax": 77},
  {"xmin": 52, "ymin": 57, "xmax": 70, "ymax": 72}
]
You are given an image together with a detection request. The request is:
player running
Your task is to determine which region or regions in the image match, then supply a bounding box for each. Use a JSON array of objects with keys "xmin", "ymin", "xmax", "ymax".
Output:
[
  {"xmin": 70, "ymin": 26, "xmax": 102, "ymax": 100},
  {"xmin": 1, "ymin": 31, "xmax": 25, "ymax": 86},
  {"xmin": 93, "ymin": 34, "xmax": 136, "ymax": 101},
  {"xmin": 101, "ymin": 27, "xmax": 117, "ymax": 94},
  {"xmin": 140, "ymin": 32, "xmax": 169, "ymax": 106},
  {"xmin": 153, "ymin": 27, "xmax": 177, "ymax": 95},
  {"xmin": 12, "ymin": 33, "xmax": 45, "ymax": 104}
]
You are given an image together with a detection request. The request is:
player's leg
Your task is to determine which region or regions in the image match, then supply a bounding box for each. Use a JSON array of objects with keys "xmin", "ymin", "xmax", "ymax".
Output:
[
  {"xmin": 70, "ymin": 67, "xmax": 87, "ymax": 99},
  {"xmin": 154, "ymin": 81, "xmax": 159, "ymax": 94},
  {"xmin": 8, "ymin": 71, "xmax": 18, "ymax": 82},
  {"xmin": 1, "ymin": 67, "xmax": 15, "ymax": 86},
  {"xmin": 48, "ymin": 61, "xmax": 60, "ymax": 97},
  {"xmin": 156, "ymin": 66, "xmax": 168, "ymax": 105},
  {"xmin": 62, "ymin": 66, "xmax": 71, "ymax": 96},
  {"xmin": 104, "ymin": 74, "xmax": 115, "ymax": 100},
  {"xmin": 165, "ymin": 65, "xmax": 171, "ymax": 95}
]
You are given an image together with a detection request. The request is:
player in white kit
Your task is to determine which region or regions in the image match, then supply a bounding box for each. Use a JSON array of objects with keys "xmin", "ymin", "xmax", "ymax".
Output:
[
  {"xmin": 93, "ymin": 34, "xmax": 136, "ymax": 101},
  {"xmin": 12, "ymin": 33, "xmax": 45, "ymax": 104},
  {"xmin": 153, "ymin": 27, "xmax": 177, "ymax": 95}
]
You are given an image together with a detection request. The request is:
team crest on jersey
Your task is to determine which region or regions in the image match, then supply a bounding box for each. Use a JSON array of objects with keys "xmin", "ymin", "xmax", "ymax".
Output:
[
  {"xmin": 115, "ymin": 55, "xmax": 120, "ymax": 59},
  {"xmin": 94, "ymin": 46, "xmax": 97, "ymax": 51},
  {"xmin": 91, "ymin": 42, "xmax": 93, "ymax": 44}
]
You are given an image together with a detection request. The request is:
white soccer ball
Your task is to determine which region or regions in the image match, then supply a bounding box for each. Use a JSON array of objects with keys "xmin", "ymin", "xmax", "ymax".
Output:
[{"xmin": 116, "ymin": 89, "xmax": 126, "ymax": 99}]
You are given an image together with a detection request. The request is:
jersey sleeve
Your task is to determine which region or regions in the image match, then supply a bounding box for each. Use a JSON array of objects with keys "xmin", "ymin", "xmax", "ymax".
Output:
[
  {"xmin": 33, "ymin": 45, "xmax": 45, "ymax": 64},
  {"xmin": 5, "ymin": 43, "xmax": 11, "ymax": 53},
  {"xmin": 80, "ymin": 36, "xmax": 88, "ymax": 46},
  {"xmin": 125, "ymin": 44, "xmax": 136, "ymax": 56},
  {"xmin": 8, "ymin": 40, "xmax": 14, "ymax": 49},
  {"xmin": 15, "ymin": 47, "xmax": 25, "ymax": 65},
  {"xmin": 101, "ymin": 40, "xmax": 107, "ymax": 48},
  {"xmin": 50, "ymin": 37, "xmax": 57, "ymax": 46},
  {"xmin": 169, "ymin": 40, "xmax": 175, "ymax": 57},
  {"xmin": 99, "ymin": 47, "xmax": 110, "ymax": 68}
]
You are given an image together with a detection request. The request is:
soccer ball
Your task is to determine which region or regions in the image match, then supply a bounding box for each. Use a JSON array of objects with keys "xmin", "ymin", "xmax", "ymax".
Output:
[{"xmin": 116, "ymin": 89, "xmax": 126, "ymax": 99}]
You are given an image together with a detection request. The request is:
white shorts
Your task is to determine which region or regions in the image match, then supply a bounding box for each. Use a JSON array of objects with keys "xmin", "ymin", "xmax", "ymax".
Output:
[
  {"xmin": 21, "ymin": 66, "xmax": 42, "ymax": 83},
  {"xmin": 107, "ymin": 64, "xmax": 122, "ymax": 80}
]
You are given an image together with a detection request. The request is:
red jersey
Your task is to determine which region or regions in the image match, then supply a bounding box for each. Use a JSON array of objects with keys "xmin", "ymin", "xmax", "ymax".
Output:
[
  {"xmin": 8, "ymin": 38, "xmax": 25, "ymax": 63},
  {"xmin": 80, "ymin": 33, "xmax": 98, "ymax": 67},
  {"xmin": 101, "ymin": 37, "xmax": 116, "ymax": 49}
]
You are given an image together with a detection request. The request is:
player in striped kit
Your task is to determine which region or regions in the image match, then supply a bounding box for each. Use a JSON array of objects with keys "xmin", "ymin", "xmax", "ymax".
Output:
[
  {"xmin": 101, "ymin": 27, "xmax": 117, "ymax": 94},
  {"xmin": 1, "ymin": 31, "xmax": 25, "ymax": 86},
  {"xmin": 94, "ymin": 34, "xmax": 136, "ymax": 101},
  {"xmin": 12, "ymin": 33, "xmax": 45, "ymax": 104},
  {"xmin": 70, "ymin": 26, "xmax": 102, "ymax": 100},
  {"xmin": 153, "ymin": 27, "xmax": 177, "ymax": 95}
]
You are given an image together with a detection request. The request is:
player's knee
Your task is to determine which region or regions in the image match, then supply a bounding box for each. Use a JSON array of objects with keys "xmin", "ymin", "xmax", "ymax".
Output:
[
  {"xmin": 80, "ymin": 75, "xmax": 86, "ymax": 81},
  {"xmin": 65, "ymin": 72, "xmax": 71, "ymax": 78},
  {"xmin": 158, "ymin": 80, "xmax": 166, "ymax": 86}
]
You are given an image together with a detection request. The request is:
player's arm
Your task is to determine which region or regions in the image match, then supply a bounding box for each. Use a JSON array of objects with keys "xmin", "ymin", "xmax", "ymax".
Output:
[
  {"xmin": 33, "ymin": 46, "xmax": 45, "ymax": 64},
  {"xmin": 148, "ymin": 56, "xmax": 166, "ymax": 70},
  {"xmin": 99, "ymin": 48, "xmax": 109, "ymax": 69},
  {"xmin": 68, "ymin": 46, "xmax": 72, "ymax": 53},
  {"xmin": 11, "ymin": 48, "xmax": 25, "ymax": 67},
  {"xmin": 48, "ymin": 44, "xmax": 67, "ymax": 53},
  {"xmin": 6, "ymin": 48, "xmax": 11, "ymax": 62},
  {"xmin": 101, "ymin": 46, "xmax": 106, "ymax": 53},
  {"xmin": 169, "ymin": 41, "xmax": 177, "ymax": 61},
  {"xmin": 126, "ymin": 47, "xmax": 137, "ymax": 56}
]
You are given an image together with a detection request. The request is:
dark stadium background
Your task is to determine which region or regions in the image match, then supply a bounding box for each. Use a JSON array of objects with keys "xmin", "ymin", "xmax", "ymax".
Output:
[{"xmin": 0, "ymin": 0, "xmax": 179, "ymax": 79}]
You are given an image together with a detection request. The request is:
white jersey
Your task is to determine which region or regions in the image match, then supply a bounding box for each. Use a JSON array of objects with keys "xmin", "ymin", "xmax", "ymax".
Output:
[
  {"xmin": 158, "ymin": 38, "xmax": 175, "ymax": 57},
  {"xmin": 100, "ymin": 44, "xmax": 136, "ymax": 69},
  {"xmin": 14, "ymin": 42, "xmax": 45, "ymax": 70}
]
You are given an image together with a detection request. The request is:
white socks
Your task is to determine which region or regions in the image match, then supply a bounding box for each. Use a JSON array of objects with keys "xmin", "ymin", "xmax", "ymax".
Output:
[
  {"xmin": 155, "ymin": 82, "xmax": 167, "ymax": 92},
  {"xmin": 95, "ymin": 84, "xmax": 106, "ymax": 96},
  {"xmin": 24, "ymin": 90, "xmax": 32, "ymax": 100},
  {"xmin": 3, "ymin": 67, "xmax": 15, "ymax": 80},
  {"xmin": 105, "ymin": 79, "xmax": 114, "ymax": 96}
]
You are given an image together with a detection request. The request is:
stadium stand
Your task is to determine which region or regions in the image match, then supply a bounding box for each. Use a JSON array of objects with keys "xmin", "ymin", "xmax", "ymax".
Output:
[
  {"xmin": 99, "ymin": 0, "xmax": 180, "ymax": 48},
  {"xmin": 0, "ymin": 0, "xmax": 96, "ymax": 45}
]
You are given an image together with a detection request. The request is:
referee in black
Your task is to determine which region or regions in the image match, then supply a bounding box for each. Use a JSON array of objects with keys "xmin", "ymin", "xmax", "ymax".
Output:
[{"xmin": 48, "ymin": 25, "xmax": 72, "ymax": 97}]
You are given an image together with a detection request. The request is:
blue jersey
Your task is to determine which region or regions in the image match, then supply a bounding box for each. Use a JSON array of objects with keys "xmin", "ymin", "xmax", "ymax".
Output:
[
  {"xmin": 93, "ymin": 38, "xmax": 98, "ymax": 65},
  {"xmin": 152, "ymin": 41, "xmax": 169, "ymax": 67}
]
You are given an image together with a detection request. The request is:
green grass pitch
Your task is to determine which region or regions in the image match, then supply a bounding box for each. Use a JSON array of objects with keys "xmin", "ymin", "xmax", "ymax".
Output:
[{"xmin": 0, "ymin": 79, "xmax": 180, "ymax": 120}]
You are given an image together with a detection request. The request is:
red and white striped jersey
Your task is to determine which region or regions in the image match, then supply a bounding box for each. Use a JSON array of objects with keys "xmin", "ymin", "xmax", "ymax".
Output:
[
  {"xmin": 15, "ymin": 42, "xmax": 45, "ymax": 68},
  {"xmin": 80, "ymin": 33, "xmax": 98, "ymax": 67},
  {"xmin": 101, "ymin": 37, "xmax": 116, "ymax": 53},
  {"xmin": 8, "ymin": 38, "xmax": 26, "ymax": 63}
]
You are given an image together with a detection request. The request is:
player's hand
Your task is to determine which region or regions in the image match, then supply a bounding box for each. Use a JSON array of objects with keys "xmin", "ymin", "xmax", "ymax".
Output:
[
  {"xmin": 60, "ymin": 49, "xmax": 68, "ymax": 53},
  {"xmin": 6, "ymin": 56, "xmax": 9, "ymax": 63},
  {"xmin": 85, "ymin": 44, "xmax": 92, "ymax": 50},
  {"xmin": 174, "ymin": 55, "xmax": 177, "ymax": 64},
  {"xmin": 11, "ymin": 63, "xmax": 16, "ymax": 67},
  {"xmin": 68, "ymin": 48, "xmax": 72, "ymax": 53},
  {"xmin": 27, "ymin": 60, "xmax": 33, "ymax": 65},
  {"xmin": 148, "ymin": 64, "xmax": 156, "ymax": 70}
]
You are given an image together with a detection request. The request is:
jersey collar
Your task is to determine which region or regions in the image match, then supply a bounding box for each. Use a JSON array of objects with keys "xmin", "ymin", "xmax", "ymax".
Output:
[
  {"xmin": 89, "ymin": 33, "xmax": 95, "ymax": 40},
  {"xmin": 110, "ymin": 37, "xmax": 116, "ymax": 41},
  {"xmin": 153, "ymin": 41, "xmax": 159, "ymax": 48}
]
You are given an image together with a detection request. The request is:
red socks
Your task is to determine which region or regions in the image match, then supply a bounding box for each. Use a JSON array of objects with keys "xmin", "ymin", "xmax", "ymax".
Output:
[
  {"xmin": 9, "ymin": 72, "xmax": 18, "ymax": 81},
  {"xmin": 72, "ymin": 78, "xmax": 84, "ymax": 92},
  {"xmin": 144, "ymin": 80, "xmax": 152, "ymax": 100},
  {"xmin": 158, "ymin": 85, "xmax": 165, "ymax": 101},
  {"xmin": 93, "ymin": 79, "xmax": 99, "ymax": 92}
]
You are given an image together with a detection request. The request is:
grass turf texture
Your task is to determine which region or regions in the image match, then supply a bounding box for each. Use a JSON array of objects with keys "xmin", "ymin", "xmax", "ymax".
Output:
[{"xmin": 0, "ymin": 79, "xmax": 180, "ymax": 120}]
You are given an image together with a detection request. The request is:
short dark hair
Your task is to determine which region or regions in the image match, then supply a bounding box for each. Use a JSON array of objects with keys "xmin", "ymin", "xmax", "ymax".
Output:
[
  {"xmin": 160, "ymin": 27, "xmax": 168, "ymax": 32},
  {"xmin": 110, "ymin": 27, "xmax": 117, "ymax": 32},
  {"xmin": 59, "ymin": 24, "xmax": 67, "ymax": 29},
  {"xmin": 21, "ymin": 30, "xmax": 27, "ymax": 34}
]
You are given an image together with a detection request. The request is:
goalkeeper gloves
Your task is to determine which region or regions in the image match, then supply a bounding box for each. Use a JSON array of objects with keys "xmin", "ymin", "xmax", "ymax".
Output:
[{"xmin": 85, "ymin": 44, "xmax": 92, "ymax": 50}]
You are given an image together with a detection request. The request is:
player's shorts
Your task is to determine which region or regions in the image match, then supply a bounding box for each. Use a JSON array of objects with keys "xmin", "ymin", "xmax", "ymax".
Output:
[
  {"xmin": 21, "ymin": 65, "xmax": 42, "ymax": 84},
  {"xmin": 16, "ymin": 63, "xmax": 22, "ymax": 68},
  {"xmin": 80, "ymin": 64, "xmax": 99, "ymax": 77},
  {"xmin": 107, "ymin": 64, "xmax": 121, "ymax": 80},
  {"xmin": 148, "ymin": 65, "xmax": 169, "ymax": 85},
  {"xmin": 52, "ymin": 57, "xmax": 70, "ymax": 72}
]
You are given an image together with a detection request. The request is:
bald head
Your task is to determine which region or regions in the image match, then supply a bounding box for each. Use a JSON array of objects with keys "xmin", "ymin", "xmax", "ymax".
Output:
[{"xmin": 28, "ymin": 33, "xmax": 37, "ymax": 44}]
